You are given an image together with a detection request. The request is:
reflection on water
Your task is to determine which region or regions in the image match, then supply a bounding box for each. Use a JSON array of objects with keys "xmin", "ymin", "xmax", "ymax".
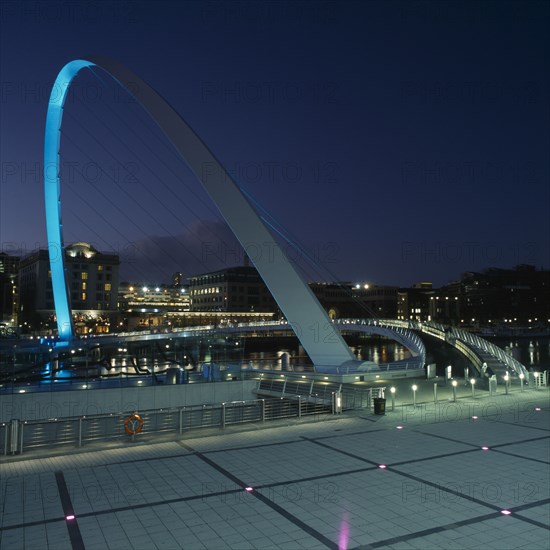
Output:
[
  {"xmin": 244, "ymin": 349, "xmax": 302, "ymax": 371},
  {"xmin": 350, "ymin": 342, "xmax": 410, "ymax": 364},
  {"xmin": 243, "ymin": 340, "xmax": 411, "ymax": 371},
  {"xmin": 498, "ymin": 337, "xmax": 549, "ymax": 369},
  {"xmin": 4, "ymin": 336, "xmax": 548, "ymax": 390}
]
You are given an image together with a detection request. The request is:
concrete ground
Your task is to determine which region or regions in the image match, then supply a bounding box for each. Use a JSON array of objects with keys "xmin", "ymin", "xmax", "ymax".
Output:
[{"xmin": 0, "ymin": 380, "xmax": 549, "ymax": 549}]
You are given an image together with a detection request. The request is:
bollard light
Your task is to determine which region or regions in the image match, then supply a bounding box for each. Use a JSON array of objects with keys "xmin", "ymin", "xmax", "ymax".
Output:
[
  {"xmin": 390, "ymin": 386, "xmax": 395, "ymax": 412},
  {"xmin": 534, "ymin": 371, "xmax": 539, "ymax": 390},
  {"xmin": 519, "ymin": 373, "xmax": 524, "ymax": 392},
  {"xmin": 390, "ymin": 386, "xmax": 396, "ymax": 411},
  {"xmin": 504, "ymin": 373, "xmax": 509, "ymax": 395},
  {"xmin": 470, "ymin": 378, "xmax": 476, "ymax": 399},
  {"xmin": 452, "ymin": 379, "xmax": 457, "ymax": 402},
  {"xmin": 412, "ymin": 384, "xmax": 418, "ymax": 407}
]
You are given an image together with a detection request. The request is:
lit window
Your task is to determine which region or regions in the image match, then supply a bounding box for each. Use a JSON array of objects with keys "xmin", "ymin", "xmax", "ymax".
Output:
[
  {"xmin": 82, "ymin": 282, "xmax": 87, "ymax": 290},
  {"xmin": 97, "ymin": 265, "xmax": 103, "ymax": 271},
  {"xmin": 105, "ymin": 283, "xmax": 112, "ymax": 291},
  {"xmin": 81, "ymin": 272, "xmax": 88, "ymax": 280},
  {"xmin": 81, "ymin": 292, "xmax": 87, "ymax": 301}
]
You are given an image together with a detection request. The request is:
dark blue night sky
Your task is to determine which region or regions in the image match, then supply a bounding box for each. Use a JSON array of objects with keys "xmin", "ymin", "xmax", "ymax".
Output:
[{"xmin": 1, "ymin": 0, "xmax": 548, "ymax": 287}]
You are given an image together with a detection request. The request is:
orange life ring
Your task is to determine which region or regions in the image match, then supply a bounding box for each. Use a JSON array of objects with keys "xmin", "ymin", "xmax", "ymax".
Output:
[{"xmin": 124, "ymin": 413, "xmax": 144, "ymax": 435}]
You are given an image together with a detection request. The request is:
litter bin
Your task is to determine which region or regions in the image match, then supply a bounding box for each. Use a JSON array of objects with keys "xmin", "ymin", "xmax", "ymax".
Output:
[{"xmin": 373, "ymin": 398, "xmax": 386, "ymax": 415}]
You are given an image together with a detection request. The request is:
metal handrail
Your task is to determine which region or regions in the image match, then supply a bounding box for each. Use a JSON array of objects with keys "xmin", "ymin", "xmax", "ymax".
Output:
[
  {"xmin": 2, "ymin": 396, "xmax": 336, "ymax": 456},
  {"xmin": 371, "ymin": 319, "xmax": 528, "ymax": 378}
]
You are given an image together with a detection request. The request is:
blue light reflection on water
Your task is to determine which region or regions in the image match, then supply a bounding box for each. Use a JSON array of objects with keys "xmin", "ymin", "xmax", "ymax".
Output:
[{"xmin": 2, "ymin": 337, "xmax": 548, "ymax": 394}]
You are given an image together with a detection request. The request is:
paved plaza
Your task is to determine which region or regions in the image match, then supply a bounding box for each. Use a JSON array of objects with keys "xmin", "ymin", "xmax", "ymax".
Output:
[{"xmin": 1, "ymin": 381, "xmax": 549, "ymax": 549}]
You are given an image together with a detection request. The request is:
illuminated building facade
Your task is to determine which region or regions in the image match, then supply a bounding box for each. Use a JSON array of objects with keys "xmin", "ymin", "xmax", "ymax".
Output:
[
  {"xmin": 189, "ymin": 266, "xmax": 278, "ymax": 313},
  {"xmin": 0, "ymin": 252, "xmax": 19, "ymax": 326},
  {"xmin": 18, "ymin": 243, "xmax": 119, "ymax": 333}
]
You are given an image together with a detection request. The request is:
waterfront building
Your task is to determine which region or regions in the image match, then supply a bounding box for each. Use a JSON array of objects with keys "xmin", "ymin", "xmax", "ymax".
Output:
[
  {"xmin": 446, "ymin": 265, "xmax": 550, "ymax": 327},
  {"xmin": 18, "ymin": 242, "xmax": 119, "ymax": 334},
  {"xmin": 190, "ymin": 267, "xmax": 398, "ymax": 320},
  {"xmin": 309, "ymin": 282, "xmax": 398, "ymax": 319},
  {"xmin": 397, "ymin": 282, "xmax": 433, "ymax": 322},
  {"xmin": 0, "ymin": 252, "xmax": 19, "ymax": 326},
  {"xmin": 117, "ymin": 282, "xmax": 191, "ymax": 330},
  {"xmin": 189, "ymin": 266, "xmax": 278, "ymax": 313}
]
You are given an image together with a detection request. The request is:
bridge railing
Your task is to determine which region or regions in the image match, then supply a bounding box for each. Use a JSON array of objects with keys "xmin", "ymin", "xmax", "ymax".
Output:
[
  {"xmin": 454, "ymin": 339, "xmax": 485, "ymax": 375},
  {"xmin": 449, "ymin": 327, "xmax": 527, "ymax": 377},
  {"xmin": 1, "ymin": 396, "xmax": 336, "ymax": 457},
  {"xmin": 335, "ymin": 319, "xmax": 427, "ymax": 368},
  {"xmin": 372, "ymin": 319, "xmax": 528, "ymax": 379},
  {"xmin": 256, "ymin": 377, "xmax": 384, "ymax": 411}
]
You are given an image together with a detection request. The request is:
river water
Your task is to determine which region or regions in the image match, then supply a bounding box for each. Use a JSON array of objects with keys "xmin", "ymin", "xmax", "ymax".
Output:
[
  {"xmin": 490, "ymin": 337, "xmax": 550, "ymax": 371},
  {"xmin": 244, "ymin": 337, "xmax": 550, "ymax": 372}
]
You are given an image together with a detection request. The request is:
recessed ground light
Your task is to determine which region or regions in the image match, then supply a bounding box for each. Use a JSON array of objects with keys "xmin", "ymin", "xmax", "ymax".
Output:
[
  {"xmin": 66, "ymin": 515, "xmax": 75, "ymax": 520},
  {"xmin": 500, "ymin": 510, "xmax": 512, "ymax": 515},
  {"xmin": 396, "ymin": 426, "xmax": 404, "ymax": 430},
  {"xmin": 534, "ymin": 407, "xmax": 541, "ymax": 411},
  {"xmin": 472, "ymin": 416, "xmax": 478, "ymax": 420},
  {"xmin": 481, "ymin": 446, "xmax": 490, "ymax": 451},
  {"xmin": 378, "ymin": 464, "xmax": 387, "ymax": 469},
  {"xmin": 245, "ymin": 487, "xmax": 253, "ymax": 492}
]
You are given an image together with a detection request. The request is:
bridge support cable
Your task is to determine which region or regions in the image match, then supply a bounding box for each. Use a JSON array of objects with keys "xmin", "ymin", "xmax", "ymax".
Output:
[{"xmin": 44, "ymin": 58, "xmax": 356, "ymax": 370}]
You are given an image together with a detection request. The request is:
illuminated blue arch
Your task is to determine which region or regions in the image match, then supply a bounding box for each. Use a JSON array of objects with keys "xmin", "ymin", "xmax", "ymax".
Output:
[
  {"xmin": 45, "ymin": 60, "xmax": 94, "ymax": 340},
  {"xmin": 44, "ymin": 58, "xmax": 361, "ymax": 370}
]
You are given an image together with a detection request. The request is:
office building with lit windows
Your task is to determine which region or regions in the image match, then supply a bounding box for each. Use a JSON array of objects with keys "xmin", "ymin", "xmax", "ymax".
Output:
[
  {"xmin": 18, "ymin": 242, "xmax": 119, "ymax": 333},
  {"xmin": 0, "ymin": 252, "xmax": 19, "ymax": 326},
  {"xmin": 189, "ymin": 266, "xmax": 278, "ymax": 313}
]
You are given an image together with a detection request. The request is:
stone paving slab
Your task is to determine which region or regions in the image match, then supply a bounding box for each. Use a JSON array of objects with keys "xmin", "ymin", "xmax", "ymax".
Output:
[
  {"xmin": 392, "ymin": 450, "xmax": 549, "ymax": 508},
  {"xmin": 64, "ymin": 454, "xmax": 232, "ymax": 515},
  {"xmin": 0, "ymin": 387, "xmax": 548, "ymax": 549},
  {"xmin": 380, "ymin": 515, "xmax": 550, "ymax": 550},
  {"xmin": 261, "ymin": 468, "xmax": 494, "ymax": 547}
]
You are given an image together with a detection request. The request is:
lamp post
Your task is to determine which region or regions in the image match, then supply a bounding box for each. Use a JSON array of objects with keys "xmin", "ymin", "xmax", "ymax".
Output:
[
  {"xmin": 412, "ymin": 384, "xmax": 418, "ymax": 408},
  {"xmin": 470, "ymin": 378, "xmax": 476, "ymax": 399},
  {"xmin": 452, "ymin": 379, "xmax": 457, "ymax": 402},
  {"xmin": 390, "ymin": 386, "xmax": 396, "ymax": 411}
]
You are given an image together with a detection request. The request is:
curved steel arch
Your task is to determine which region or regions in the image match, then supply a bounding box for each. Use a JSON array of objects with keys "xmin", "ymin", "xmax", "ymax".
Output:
[{"xmin": 44, "ymin": 57, "xmax": 357, "ymax": 369}]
